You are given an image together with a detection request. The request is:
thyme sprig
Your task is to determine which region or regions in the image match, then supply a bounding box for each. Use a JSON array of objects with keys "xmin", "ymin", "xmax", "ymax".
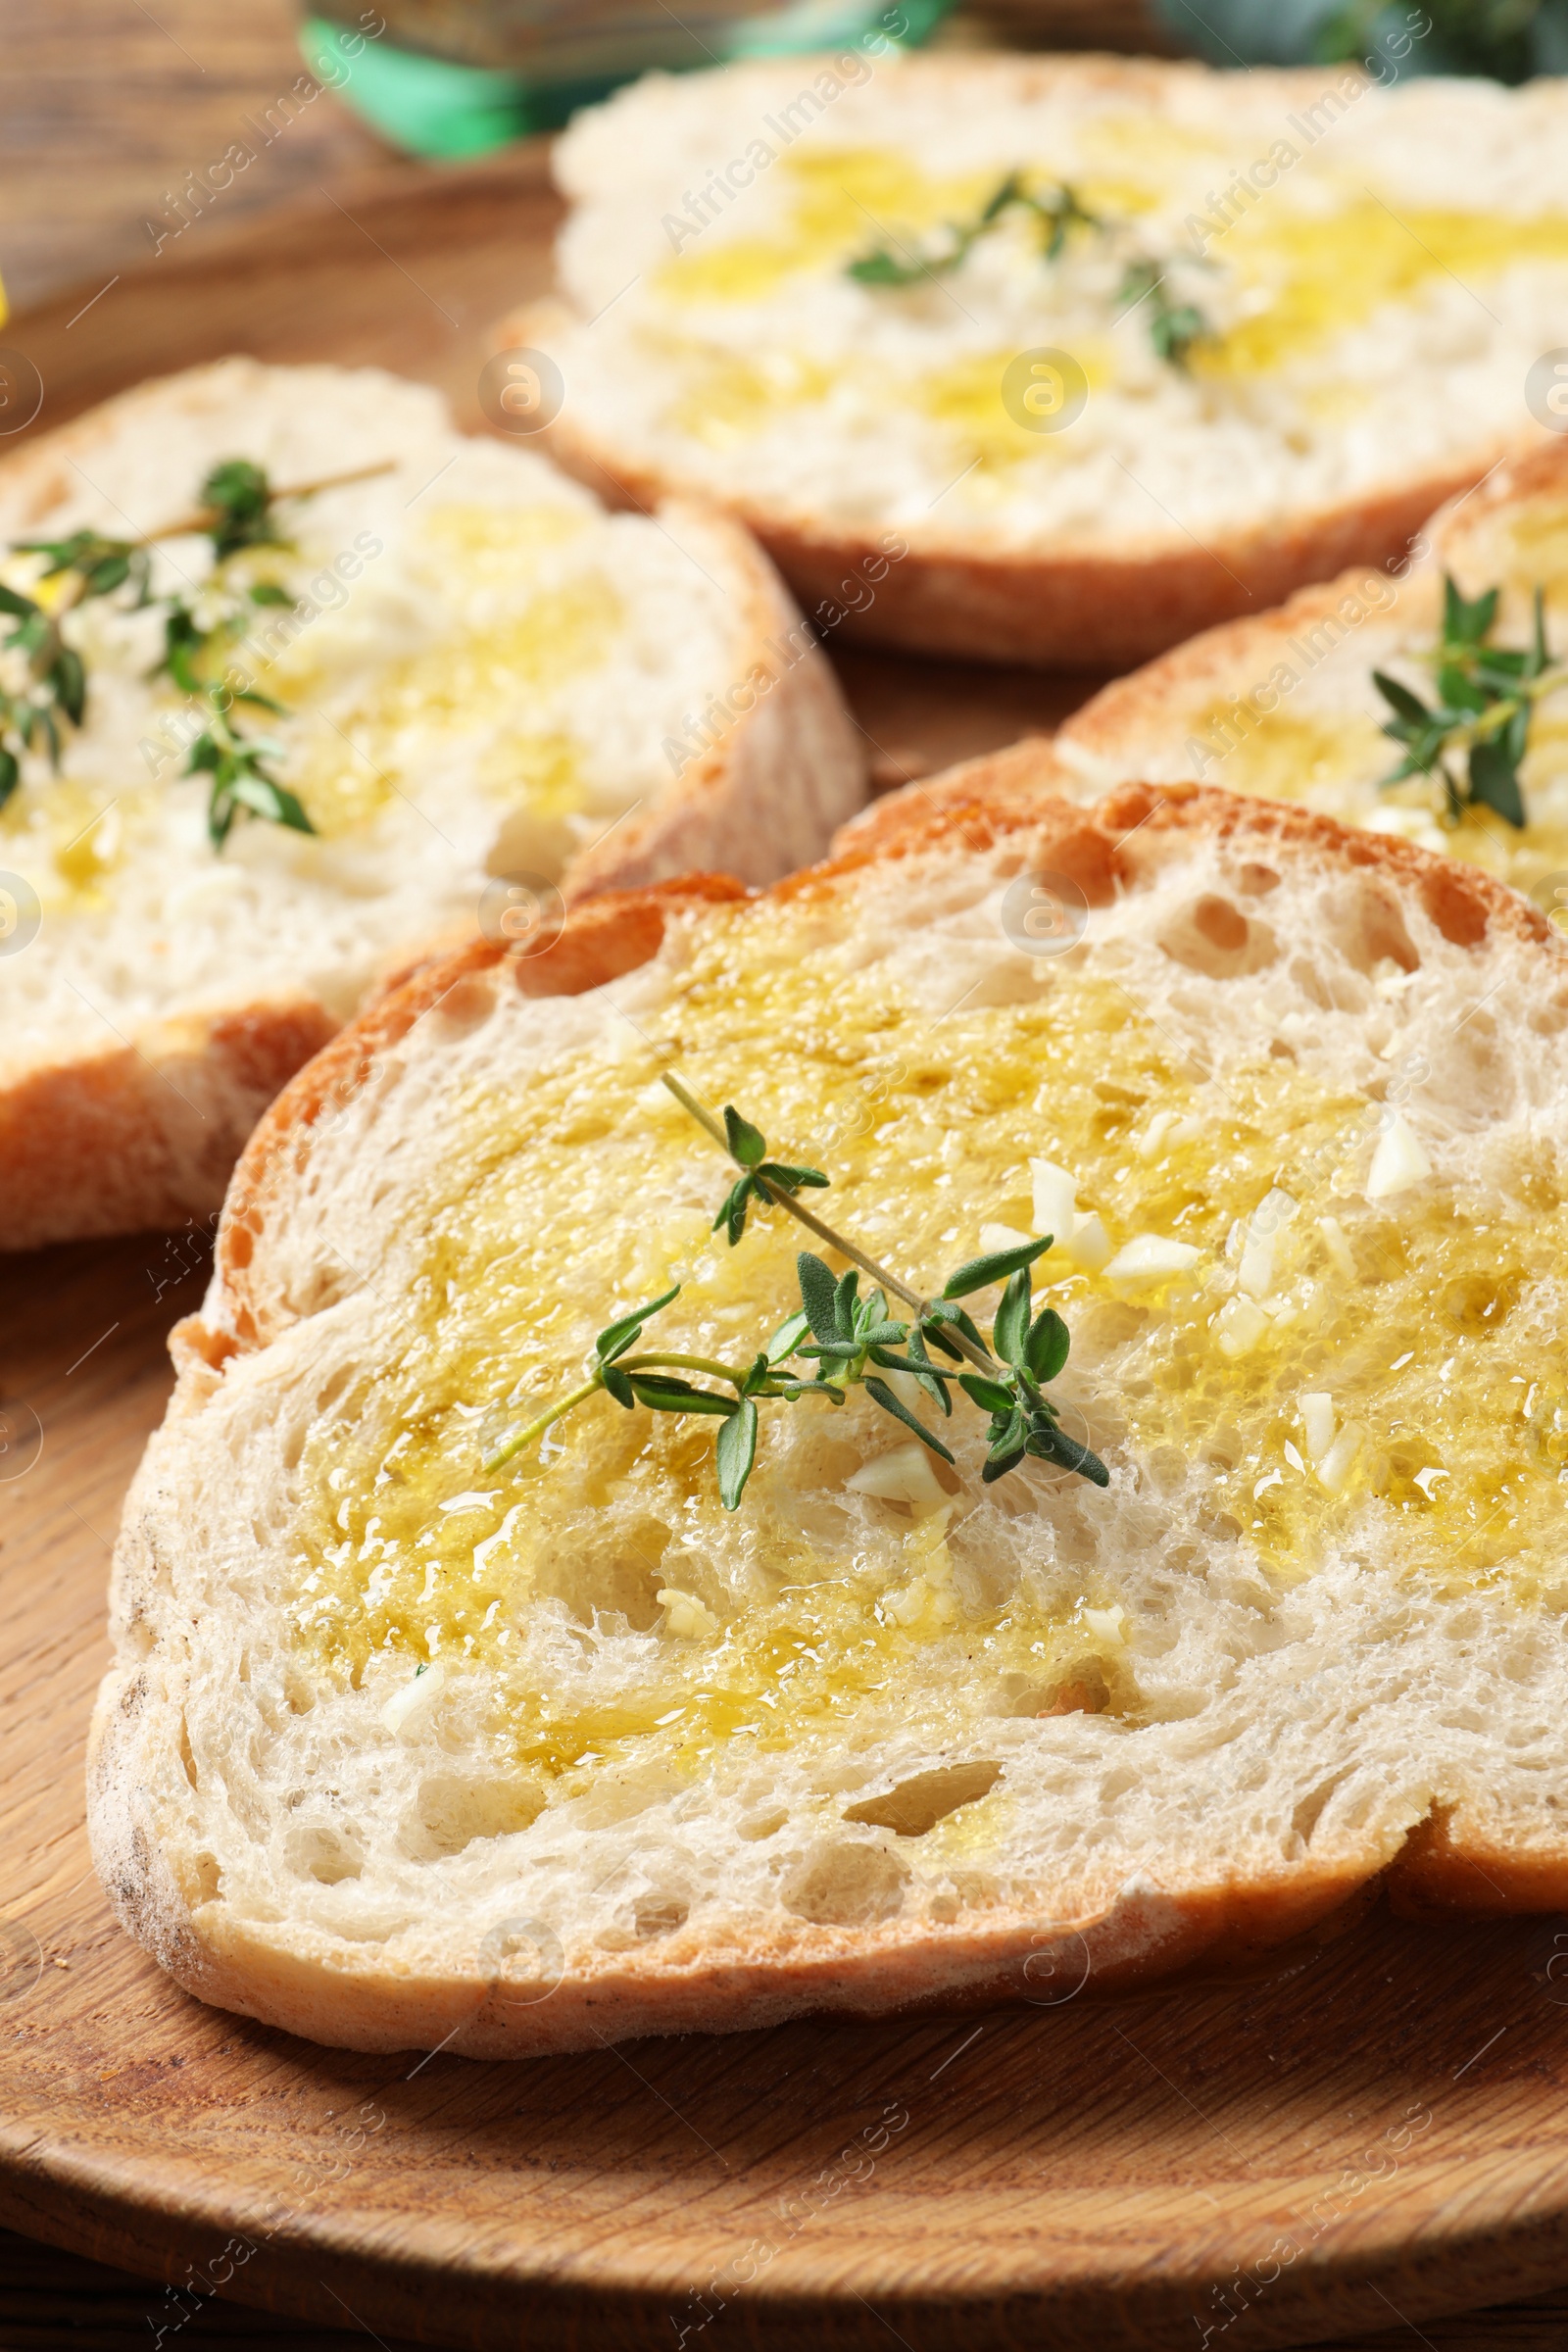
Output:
[
  {"xmin": 153, "ymin": 578, "xmax": 309, "ymax": 848},
  {"xmin": 0, "ymin": 457, "xmax": 391, "ymax": 843},
  {"xmin": 1115, "ymin": 257, "xmax": 1208, "ymax": 370},
  {"xmin": 1373, "ymin": 574, "xmax": 1564, "ymax": 830},
  {"xmin": 845, "ymin": 172, "xmax": 1210, "ymax": 370},
  {"xmin": 482, "ymin": 1075, "xmax": 1109, "ymax": 1511},
  {"xmin": 847, "ymin": 172, "xmax": 1102, "ymax": 287}
]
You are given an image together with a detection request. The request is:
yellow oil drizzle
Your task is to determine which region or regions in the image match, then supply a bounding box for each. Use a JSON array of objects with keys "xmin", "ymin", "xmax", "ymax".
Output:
[
  {"xmin": 287, "ymin": 898, "xmax": 1568, "ymax": 1796},
  {"xmin": 287, "ymin": 570, "xmax": 618, "ymax": 836},
  {"xmin": 0, "ymin": 501, "xmax": 616, "ymax": 865},
  {"xmin": 669, "ymin": 347, "xmax": 834, "ymax": 448},
  {"xmin": 416, "ymin": 502, "xmax": 587, "ymax": 567},
  {"xmin": 0, "ymin": 773, "xmax": 163, "ymax": 910},
  {"xmin": 1188, "ymin": 704, "xmax": 1391, "ymax": 801},
  {"xmin": 1201, "ymin": 201, "xmax": 1568, "ymax": 377},
  {"xmin": 1497, "ymin": 502, "xmax": 1568, "ymax": 612},
  {"xmin": 658, "ymin": 135, "xmax": 1568, "ymax": 418},
  {"xmin": 914, "ymin": 342, "xmax": 1112, "ymax": 474},
  {"xmin": 1183, "ymin": 680, "xmax": 1568, "ymax": 895},
  {"xmin": 658, "ymin": 147, "xmax": 1000, "ymax": 305}
]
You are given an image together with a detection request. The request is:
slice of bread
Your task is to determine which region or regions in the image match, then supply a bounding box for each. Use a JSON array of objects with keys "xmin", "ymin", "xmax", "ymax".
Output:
[
  {"xmin": 501, "ymin": 52, "xmax": 1568, "ymax": 669},
  {"xmin": 0, "ymin": 358, "xmax": 862, "ymax": 1249},
  {"xmin": 91, "ymin": 780, "xmax": 1568, "ymax": 2058},
  {"xmin": 1053, "ymin": 440, "xmax": 1568, "ymax": 906}
]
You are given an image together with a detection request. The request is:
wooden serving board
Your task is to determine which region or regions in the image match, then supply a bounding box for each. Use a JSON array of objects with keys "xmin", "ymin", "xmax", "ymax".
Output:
[{"xmin": 6, "ymin": 146, "xmax": 1568, "ymax": 2352}]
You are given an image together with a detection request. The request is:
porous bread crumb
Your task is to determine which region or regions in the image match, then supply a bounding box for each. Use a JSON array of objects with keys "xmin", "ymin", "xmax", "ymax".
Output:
[
  {"xmin": 1057, "ymin": 440, "xmax": 1568, "ymax": 897},
  {"xmin": 88, "ymin": 789, "xmax": 1568, "ymax": 2055},
  {"xmin": 535, "ymin": 56, "xmax": 1568, "ymax": 560},
  {"xmin": 0, "ymin": 358, "xmax": 863, "ymax": 1247}
]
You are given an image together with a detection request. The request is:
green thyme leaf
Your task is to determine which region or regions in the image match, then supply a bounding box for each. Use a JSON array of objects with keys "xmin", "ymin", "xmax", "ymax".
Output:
[
  {"xmin": 201, "ymin": 459, "xmax": 280, "ymax": 561},
  {"xmin": 898, "ymin": 1324, "xmax": 954, "ymax": 1414},
  {"xmin": 1024, "ymin": 1305, "xmax": 1071, "ymax": 1385},
  {"xmin": 627, "ymin": 1374, "xmax": 735, "ymax": 1416},
  {"xmin": 1029, "ymin": 1424, "xmax": 1111, "ymax": 1487},
  {"xmin": 482, "ymin": 1099, "xmax": 1111, "ymax": 1508},
  {"xmin": 1468, "ymin": 728, "xmax": 1527, "ymax": 828},
  {"xmin": 797, "ymin": 1251, "xmax": 843, "ymax": 1346},
  {"xmin": 862, "ymin": 1376, "xmax": 957, "ymax": 1462},
  {"xmin": 596, "ymin": 1284, "xmax": 681, "ymax": 1364},
  {"xmin": 712, "ymin": 1175, "xmax": 753, "ymax": 1246},
  {"xmin": 760, "ymin": 1158, "xmax": 829, "ymax": 1193},
  {"xmin": 1373, "ymin": 574, "xmax": 1562, "ymax": 832},
  {"xmin": 715, "ymin": 1395, "xmax": 759, "ymax": 1508},
  {"xmin": 847, "ymin": 250, "xmax": 927, "ymax": 286},
  {"xmin": 943, "ymin": 1235, "xmax": 1051, "ymax": 1298},
  {"xmin": 833, "ymin": 1266, "xmax": 860, "ymax": 1340},
  {"xmin": 980, "ymin": 170, "xmax": 1026, "ymax": 223},
  {"xmin": 1444, "ymin": 576, "xmax": 1497, "ymax": 648},
  {"xmin": 766, "ymin": 1307, "xmax": 809, "ymax": 1364},
  {"xmin": 920, "ymin": 1298, "xmax": 987, "ymax": 1356},
  {"xmin": 847, "ymin": 173, "xmax": 1102, "ymax": 292},
  {"xmin": 982, "ymin": 1405, "xmax": 1030, "ymax": 1483},
  {"xmin": 723, "ymin": 1103, "xmax": 766, "ymax": 1167},
  {"xmin": 51, "ymin": 644, "xmax": 86, "ymax": 729},
  {"xmin": 1117, "ymin": 258, "xmax": 1209, "ymax": 369},
  {"xmin": 1371, "ymin": 669, "xmax": 1431, "ymax": 729},
  {"xmin": 991, "ymin": 1267, "xmax": 1033, "ymax": 1369}
]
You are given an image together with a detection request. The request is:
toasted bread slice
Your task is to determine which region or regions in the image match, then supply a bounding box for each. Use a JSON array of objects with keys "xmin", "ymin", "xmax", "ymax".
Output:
[
  {"xmin": 0, "ymin": 358, "xmax": 862, "ymax": 1249},
  {"xmin": 498, "ymin": 52, "xmax": 1568, "ymax": 669},
  {"xmin": 91, "ymin": 782, "xmax": 1568, "ymax": 2057},
  {"xmin": 1053, "ymin": 441, "xmax": 1568, "ymax": 905}
]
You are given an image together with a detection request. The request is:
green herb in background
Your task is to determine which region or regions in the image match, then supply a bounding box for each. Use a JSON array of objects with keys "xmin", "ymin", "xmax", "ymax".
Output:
[
  {"xmin": 199, "ymin": 459, "xmax": 286, "ymax": 562},
  {"xmin": 1154, "ymin": 0, "xmax": 1568, "ymax": 84},
  {"xmin": 1316, "ymin": 0, "xmax": 1545, "ymax": 80},
  {"xmin": 0, "ymin": 458, "xmax": 390, "ymax": 847},
  {"xmin": 847, "ymin": 172, "xmax": 1102, "ymax": 286},
  {"xmin": 1116, "ymin": 257, "xmax": 1209, "ymax": 370},
  {"xmin": 483, "ymin": 1075, "xmax": 1109, "ymax": 1510},
  {"xmin": 1373, "ymin": 574, "xmax": 1563, "ymax": 829},
  {"xmin": 846, "ymin": 172, "xmax": 1210, "ymax": 370}
]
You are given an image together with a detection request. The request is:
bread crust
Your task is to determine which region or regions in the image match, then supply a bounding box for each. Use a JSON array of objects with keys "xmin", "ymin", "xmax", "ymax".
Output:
[
  {"xmin": 0, "ymin": 996, "xmax": 342, "ymax": 1250},
  {"xmin": 0, "ymin": 365, "xmax": 864, "ymax": 1250},
  {"xmin": 508, "ymin": 324, "xmax": 1495, "ymax": 673},
  {"xmin": 88, "ymin": 781, "xmax": 1568, "ymax": 2056},
  {"xmin": 1059, "ymin": 438, "xmax": 1568, "ymax": 778}
]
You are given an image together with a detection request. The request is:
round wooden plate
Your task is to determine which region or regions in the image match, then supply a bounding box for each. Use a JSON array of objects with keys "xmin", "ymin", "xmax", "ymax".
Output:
[{"xmin": 4, "ymin": 151, "xmax": 1568, "ymax": 2352}]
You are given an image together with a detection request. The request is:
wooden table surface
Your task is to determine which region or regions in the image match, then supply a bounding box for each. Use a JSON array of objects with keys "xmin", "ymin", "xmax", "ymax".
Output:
[{"xmin": 4, "ymin": 5, "xmax": 1568, "ymax": 2347}]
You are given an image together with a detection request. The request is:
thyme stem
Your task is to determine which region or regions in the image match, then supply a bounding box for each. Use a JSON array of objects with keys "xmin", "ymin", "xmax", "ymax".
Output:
[
  {"xmin": 132, "ymin": 460, "xmax": 396, "ymax": 548},
  {"xmin": 478, "ymin": 1088, "xmax": 1108, "ymax": 1502},
  {"xmin": 660, "ymin": 1072, "xmax": 997, "ymax": 1376},
  {"xmin": 485, "ymin": 1369, "xmax": 605, "ymax": 1468},
  {"xmin": 483, "ymin": 1348, "xmax": 769, "ymax": 1472}
]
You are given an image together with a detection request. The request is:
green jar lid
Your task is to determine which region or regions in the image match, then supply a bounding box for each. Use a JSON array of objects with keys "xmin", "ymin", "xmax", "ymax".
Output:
[{"xmin": 301, "ymin": 1, "xmax": 953, "ymax": 158}]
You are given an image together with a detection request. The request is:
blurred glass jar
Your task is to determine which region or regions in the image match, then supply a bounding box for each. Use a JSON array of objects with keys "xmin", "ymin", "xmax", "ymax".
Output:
[{"xmin": 303, "ymin": 0, "xmax": 954, "ymax": 156}]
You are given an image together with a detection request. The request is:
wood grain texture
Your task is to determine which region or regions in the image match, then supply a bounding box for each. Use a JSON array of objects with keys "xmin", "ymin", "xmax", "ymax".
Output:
[
  {"xmin": 2, "ymin": 82, "xmax": 1568, "ymax": 2352},
  {"xmin": 0, "ymin": 0, "xmax": 1177, "ymax": 315},
  {"xmin": 0, "ymin": 0, "xmax": 395, "ymax": 314},
  {"xmin": 0, "ymin": 142, "xmax": 1110, "ymax": 789}
]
